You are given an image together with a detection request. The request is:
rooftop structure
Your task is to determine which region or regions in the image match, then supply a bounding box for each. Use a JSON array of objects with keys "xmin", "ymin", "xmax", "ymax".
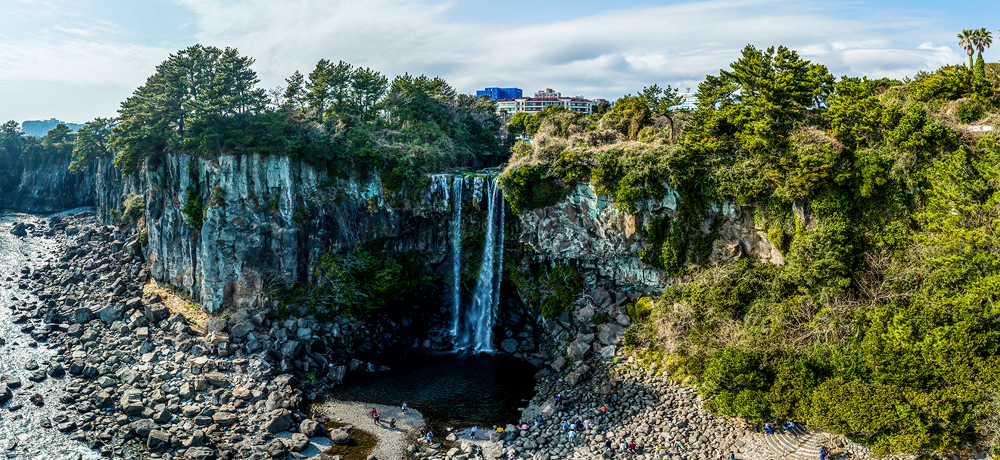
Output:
[{"xmin": 476, "ymin": 87, "xmax": 523, "ymax": 100}]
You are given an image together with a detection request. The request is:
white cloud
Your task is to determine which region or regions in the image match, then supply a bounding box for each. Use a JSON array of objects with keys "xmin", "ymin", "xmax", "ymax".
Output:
[
  {"xmin": 0, "ymin": 0, "xmax": 172, "ymax": 123},
  {"xmin": 176, "ymin": 0, "xmax": 968, "ymax": 101}
]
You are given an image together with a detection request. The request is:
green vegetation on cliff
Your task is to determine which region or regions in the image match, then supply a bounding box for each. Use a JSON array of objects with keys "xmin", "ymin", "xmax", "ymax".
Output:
[
  {"xmin": 500, "ymin": 42, "xmax": 1000, "ymax": 456},
  {"xmin": 68, "ymin": 45, "xmax": 503, "ymax": 191},
  {"xmin": 0, "ymin": 121, "xmax": 80, "ymax": 186}
]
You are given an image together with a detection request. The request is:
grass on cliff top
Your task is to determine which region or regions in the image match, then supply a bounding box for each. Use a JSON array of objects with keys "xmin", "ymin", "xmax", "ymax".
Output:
[{"xmin": 143, "ymin": 278, "xmax": 209, "ymax": 334}]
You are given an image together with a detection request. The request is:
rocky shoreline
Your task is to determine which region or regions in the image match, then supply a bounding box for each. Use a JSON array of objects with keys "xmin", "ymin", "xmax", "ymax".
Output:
[{"xmin": 1, "ymin": 211, "xmax": 377, "ymax": 460}]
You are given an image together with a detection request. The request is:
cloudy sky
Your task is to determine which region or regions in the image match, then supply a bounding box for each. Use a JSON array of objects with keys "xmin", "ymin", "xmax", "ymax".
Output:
[{"xmin": 1, "ymin": 0, "xmax": 997, "ymax": 125}]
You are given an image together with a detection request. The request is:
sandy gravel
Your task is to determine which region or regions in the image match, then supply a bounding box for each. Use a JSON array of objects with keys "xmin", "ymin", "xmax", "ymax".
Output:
[{"xmin": 314, "ymin": 400, "xmax": 427, "ymax": 460}]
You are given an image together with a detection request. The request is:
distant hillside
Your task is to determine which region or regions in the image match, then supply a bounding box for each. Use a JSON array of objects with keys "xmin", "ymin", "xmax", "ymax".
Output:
[{"xmin": 21, "ymin": 118, "xmax": 84, "ymax": 138}]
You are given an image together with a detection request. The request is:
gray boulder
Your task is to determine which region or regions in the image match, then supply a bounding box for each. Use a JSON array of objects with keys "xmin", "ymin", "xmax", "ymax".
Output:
[
  {"xmin": 289, "ymin": 433, "xmax": 310, "ymax": 452},
  {"xmin": 300, "ymin": 419, "xmax": 325, "ymax": 437},
  {"xmin": 147, "ymin": 430, "xmax": 171, "ymax": 452},
  {"xmin": 131, "ymin": 419, "xmax": 158, "ymax": 438},
  {"xmin": 265, "ymin": 439, "xmax": 289, "ymax": 458},
  {"xmin": 263, "ymin": 409, "xmax": 293, "ymax": 433},
  {"xmin": 566, "ymin": 339, "xmax": 589, "ymax": 362},
  {"xmin": 598, "ymin": 323, "xmax": 626, "ymax": 346},
  {"xmin": 500, "ymin": 339, "xmax": 519, "ymax": 354},
  {"xmin": 0, "ymin": 383, "xmax": 10, "ymax": 404},
  {"xmin": 185, "ymin": 447, "xmax": 217, "ymax": 460},
  {"xmin": 280, "ymin": 340, "xmax": 304, "ymax": 360},
  {"xmin": 329, "ymin": 427, "xmax": 351, "ymax": 444},
  {"xmin": 98, "ymin": 304, "xmax": 123, "ymax": 324},
  {"xmin": 144, "ymin": 303, "xmax": 169, "ymax": 324},
  {"xmin": 69, "ymin": 307, "xmax": 95, "ymax": 324},
  {"xmin": 565, "ymin": 364, "xmax": 592, "ymax": 386},
  {"xmin": 230, "ymin": 320, "xmax": 254, "ymax": 338}
]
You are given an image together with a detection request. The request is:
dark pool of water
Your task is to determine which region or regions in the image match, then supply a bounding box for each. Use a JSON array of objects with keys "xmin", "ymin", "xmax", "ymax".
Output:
[{"xmin": 327, "ymin": 351, "xmax": 538, "ymax": 428}]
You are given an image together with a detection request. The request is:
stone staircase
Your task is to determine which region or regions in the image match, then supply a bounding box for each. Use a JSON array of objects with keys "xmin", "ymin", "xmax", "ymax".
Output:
[{"xmin": 756, "ymin": 425, "xmax": 835, "ymax": 460}]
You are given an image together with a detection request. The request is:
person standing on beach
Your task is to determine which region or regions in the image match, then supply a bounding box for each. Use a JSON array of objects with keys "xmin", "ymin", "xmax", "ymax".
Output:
[
  {"xmin": 568, "ymin": 430, "xmax": 576, "ymax": 444},
  {"xmin": 402, "ymin": 402, "xmax": 408, "ymax": 412},
  {"xmin": 471, "ymin": 426, "xmax": 478, "ymax": 439}
]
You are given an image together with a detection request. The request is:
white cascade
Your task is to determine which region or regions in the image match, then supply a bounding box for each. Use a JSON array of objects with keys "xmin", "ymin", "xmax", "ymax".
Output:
[
  {"xmin": 449, "ymin": 175, "xmax": 463, "ymax": 340},
  {"xmin": 457, "ymin": 176, "xmax": 505, "ymax": 352}
]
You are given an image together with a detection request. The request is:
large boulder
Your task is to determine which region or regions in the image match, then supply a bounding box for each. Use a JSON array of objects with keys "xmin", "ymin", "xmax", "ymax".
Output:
[
  {"xmin": 565, "ymin": 364, "xmax": 592, "ymax": 386},
  {"xmin": 598, "ymin": 323, "xmax": 626, "ymax": 346},
  {"xmin": 212, "ymin": 412, "xmax": 238, "ymax": 426},
  {"xmin": 119, "ymin": 389, "xmax": 145, "ymax": 416},
  {"xmin": 0, "ymin": 383, "xmax": 11, "ymax": 404},
  {"xmin": 280, "ymin": 340, "xmax": 304, "ymax": 360},
  {"xmin": 144, "ymin": 303, "xmax": 169, "ymax": 324},
  {"xmin": 263, "ymin": 409, "xmax": 293, "ymax": 433},
  {"xmin": 265, "ymin": 439, "xmax": 289, "ymax": 458},
  {"xmin": 289, "ymin": 433, "xmax": 310, "ymax": 452},
  {"xmin": 230, "ymin": 320, "xmax": 254, "ymax": 338},
  {"xmin": 131, "ymin": 419, "xmax": 158, "ymax": 438},
  {"xmin": 185, "ymin": 447, "xmax": 217, "ymax": 460},
  {"xmin": 300, "ymin": 419, "xmax": 325, "ymax": 438},
  {"xmin": 147, "ymin": 430, "xmax": 172, "ymax": 452},
  {"xmin": 98, "ymin": 304, "xmax": 123, "ymax": 324},
  {"xmin": 68, "ymin": 307, "xmax": 95, "ymax": 324},
  {"xmin": 575, "ymin": 305, "xmax": 596, "ymax": 323},
  {"xmin": 500, "ymin": 339, "xmax": 519, "ymax": 354},
  {"xmin": 539, "ymin": 397, "xmax": 558, "ymax": 419},
  {"xmin": 329, "ymin": 427, "xmax": 351, "ymax": 444},
  {"xmin": 566, "ymin": 339, "xmax": 590, "ymax": 362}
]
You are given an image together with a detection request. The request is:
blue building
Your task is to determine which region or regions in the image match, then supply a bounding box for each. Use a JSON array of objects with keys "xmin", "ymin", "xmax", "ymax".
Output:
[{"xmin": 476, "ymin": 87, "xmax": 522, "ymax": 100}]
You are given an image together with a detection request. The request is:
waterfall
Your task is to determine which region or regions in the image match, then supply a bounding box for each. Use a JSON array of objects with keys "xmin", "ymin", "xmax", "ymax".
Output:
[
  {"xmin": 450, "ymin": 175, "xmax": 463, "ymax": 340},
  {"xmin": 455, "ymin": 176, "xmax": 505, "ymax": 352}
]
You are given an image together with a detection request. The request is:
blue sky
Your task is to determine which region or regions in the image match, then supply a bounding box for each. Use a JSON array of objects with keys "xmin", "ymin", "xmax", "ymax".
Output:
[{"xmin": 1, "ymin": 0, "xmax": 997, "ymax": 125}]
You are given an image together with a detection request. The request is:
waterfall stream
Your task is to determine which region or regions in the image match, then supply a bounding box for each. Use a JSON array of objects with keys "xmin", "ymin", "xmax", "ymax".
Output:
[
  {"xmin": 449, "ymin": 176, "xmax": 463, "ymax": 339},
  {"xmin": 452, "ymin": 175, "xmax": 505, "ymax": 353}
]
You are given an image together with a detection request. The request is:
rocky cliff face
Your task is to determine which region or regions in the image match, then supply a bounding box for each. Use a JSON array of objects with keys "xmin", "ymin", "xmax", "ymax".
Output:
[
  {"xmin": 513, "ymin": 182, "xmax": 783, "ymax": 296},
  {"xmin": 137, "ymin": 154, "xmax": 484, "ymax": 311},
  {"xmin": 5, "ymin": 161, "xmax": 95, "ymax": 212}
]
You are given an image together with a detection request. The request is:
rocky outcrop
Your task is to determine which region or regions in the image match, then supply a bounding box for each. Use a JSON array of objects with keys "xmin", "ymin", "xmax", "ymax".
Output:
[
  {"xmin": 514, "ymin": 183, "xmax": 783, "ymax": 296},
  {"xmin": 7, "ymin": 160, "xmax": 95, "ymax": 212},
  {"xmin": 94, "ymin": 156, "xmax": 143, "ymax": 224}
]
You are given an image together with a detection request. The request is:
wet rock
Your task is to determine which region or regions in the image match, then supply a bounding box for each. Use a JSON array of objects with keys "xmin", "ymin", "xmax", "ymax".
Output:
[
  {"xmin": 0, "ymin": 384, "xmax": 12, "ymax": 404},
  {"xmin": 329, "ymin": 427, "xmax": 351, "ymax": 444},
  {"xmin": 501, "ymin": 339, "xmax": 519, "ymax": 354}
]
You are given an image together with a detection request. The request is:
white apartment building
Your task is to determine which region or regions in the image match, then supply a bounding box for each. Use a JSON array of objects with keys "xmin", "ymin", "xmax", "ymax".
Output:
[{"xmin": 496, "ymin": 88, "xmax": 597, "ymax": 117}]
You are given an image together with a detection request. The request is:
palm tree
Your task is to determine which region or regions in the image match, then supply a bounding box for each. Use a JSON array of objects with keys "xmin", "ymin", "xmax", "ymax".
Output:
[
  {"xmin": 958, "ymin": 29, "xmax": 977, "ymax": 69},
  {"xmin": 974, "ymin": 27, "xmax": 993, "ymax": 55}
]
